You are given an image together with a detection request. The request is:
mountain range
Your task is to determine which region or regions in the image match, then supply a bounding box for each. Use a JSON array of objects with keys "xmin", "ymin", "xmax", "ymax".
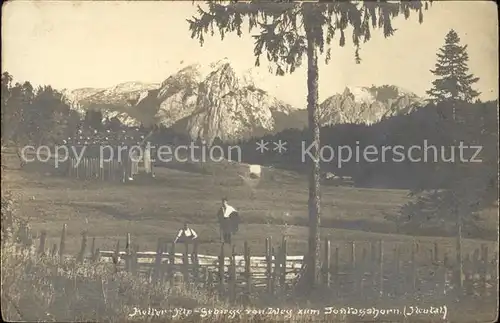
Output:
[{"xmin": 62, "ymin": 58, "xmax": 426, "ymax": 144}]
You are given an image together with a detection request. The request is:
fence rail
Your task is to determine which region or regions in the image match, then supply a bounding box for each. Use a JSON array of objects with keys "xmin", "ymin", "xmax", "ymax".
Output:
[
  {"xmin": 61, "ymin": 156, "xmax": 154, "ymax": 182},
  {"xmin": 17, "ymin": 222, "xmax": 499, "ymax": 303}
]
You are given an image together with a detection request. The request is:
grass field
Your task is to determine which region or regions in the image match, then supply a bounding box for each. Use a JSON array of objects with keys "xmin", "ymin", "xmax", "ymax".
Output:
[{"xmin": 2, "ymin": 149, "xmax": 497, "ymax": 261}]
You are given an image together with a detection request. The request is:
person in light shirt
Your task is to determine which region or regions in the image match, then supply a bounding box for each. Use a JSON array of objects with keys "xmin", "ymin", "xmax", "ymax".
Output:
[
  {"xmin": 217, "ymin": 198, "xmax": 240, "ymax": 244},
  {"xmin": 174, "ymin": 222, "xmax": 198, "ymax": 244}
]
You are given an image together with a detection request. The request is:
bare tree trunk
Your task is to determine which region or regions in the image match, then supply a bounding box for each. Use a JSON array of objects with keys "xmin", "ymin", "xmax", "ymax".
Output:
[
  {"xmin": 455, "ymin": 203, "xmax": 464, "ymax": 291},
  {"xmin": 451, "ymin": 105, "xmax": 464, "ymax": 293},
  {"xmin": 304, "ymin": 16, "xmax": 321, "ymax": 289}
]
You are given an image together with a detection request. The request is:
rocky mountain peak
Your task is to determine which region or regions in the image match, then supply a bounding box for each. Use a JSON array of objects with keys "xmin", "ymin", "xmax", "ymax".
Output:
[
  {"xmin": 320, "ymin": 85, "xmax": 425, "ymax": 126},
  {"xmin": 201, "ymin": 59, "xmax": 240, "ymax": 102}
]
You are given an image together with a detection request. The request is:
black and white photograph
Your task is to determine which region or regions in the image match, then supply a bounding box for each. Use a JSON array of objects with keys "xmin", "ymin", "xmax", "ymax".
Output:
[{"xmin": 1, "ymin": 1, "xmax": 498, "ymax": 322}]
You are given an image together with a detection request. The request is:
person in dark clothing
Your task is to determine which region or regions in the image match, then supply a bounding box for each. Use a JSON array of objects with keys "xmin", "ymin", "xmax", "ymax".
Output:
[{"xmin": 217, "ymin": 198, "xmax": 239, "ymax": 244}]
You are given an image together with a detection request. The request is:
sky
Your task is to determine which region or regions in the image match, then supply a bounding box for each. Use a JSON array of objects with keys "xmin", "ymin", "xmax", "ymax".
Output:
[{"xmin": 2, "ymin": 0, "xmax": 498, "ymax": 108}]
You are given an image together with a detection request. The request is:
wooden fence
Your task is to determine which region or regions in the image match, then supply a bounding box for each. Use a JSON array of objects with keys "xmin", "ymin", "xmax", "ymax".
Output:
[
  {"xmin": 61, "ymin": 150, "xmax": 154, "ymax": 182},
  {"xmin": 18, "ymin": 223, "xmax": 499, "ymax": 303},
  {"xmin": 64, "ymin": 157, "xmax": 124, "ymax": 181}
]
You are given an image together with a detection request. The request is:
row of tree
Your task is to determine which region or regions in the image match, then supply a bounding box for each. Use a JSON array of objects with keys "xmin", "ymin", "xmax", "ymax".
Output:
[
  {"xmin": 0, "ymin": 74, "xmax": 146, "ymax": 149},
  {"xmin": 1, "ymin": 73, "xmax": 81, "ymax": 147}
]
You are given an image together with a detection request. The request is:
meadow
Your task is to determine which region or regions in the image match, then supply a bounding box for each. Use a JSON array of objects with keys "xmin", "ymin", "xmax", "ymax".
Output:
[{"xmin": 3, "ymin": 149, "xmax": 497, "ymax": 259}]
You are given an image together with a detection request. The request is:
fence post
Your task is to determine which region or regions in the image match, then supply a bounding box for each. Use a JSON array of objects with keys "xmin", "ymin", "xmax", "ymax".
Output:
[
  {"xmin": 482, "ymin": 244, "xmax": 489, "ymax": 296},
  {"xmin": 434, "ymin": 242, "xmax": 439, "ymax": 264},
  {"xmin": 265, "ymin": 237, "xmax": 273, "ymax": 294},
  {"xmin": 110, "ymin": 159, "xmax": 114, "ymax": 181},
  {"xmin": 68, "ymin": 157, "xmax": 73, "ymax": 177},
  {"xmin": 272, "ymin": 246, "xmax": 280, "ymax": 293},
  {"xmin": 93, "ymin": 248, "xmax": 101, "ymax": 262},
  {"xmin": 444, "ymin": 251, "xmax": 449, "ymax": 268},
  {"xmin": 26, "ymin": 225, "xmax": 33, "ymax": 249},
  {"xmin": 59, "ymin": 223, "xmax": 67, "ymax": 261},
  {"xmin": 280, "ymin": 236, "xmax": 287, "ymax": 292},
  {"xmin": 88, "ymin": 158, "xmax": 92, "ymax": 179},
  {"xmin": 38, "ymin": 230, "xmax": 47, "ymax": 255},
  {"xmin": 183, "ymin": 243, "xmax": 190, "ymax": 288},
  {"xmin": 394, "ymin": 244, "xmax": 400, "ymax": 296},
  {"xmin": 84, "ymin": 156, "xmax": 89, "ymax": 179},
  {"xmin": 244, "ymin": 241, "xmax": 252, "ymax": 301},
  {"xmin": 100, "ymin": 158, "xmax": 104, "ymax": 181},
  {"xmin": 125, "ymin": 233, "xmax": 131, "ymax": 272},
  {"xmin": 350, "ymin": 241, "xmax": 356, "ymax": 269},
  {"xmin": 83, "ymin": 157, "xmax": 87, "ymax": 179},
  {"xmin": 229, "ymin": 245, "xmax": 237, "ymax": 303},
  {"xmin": 169, "ymin": 243, "xmax": 176, "ymax": 287},
  {"xmin": 152, "ymin": 239, "xmax": 163, "ymax": 284},
  {"xmin": 334, "ymin": 247, "xmax": 339, "ymax": 297},
  {"xmin": 75, "ymin": 157, "xmax": 79, "ymax": 179},
  {"xmin": 96, "ymin": 158, "xmax": 100, "ymax": 179},
  {"xmin": 51, "ymin": 244, "xmax": 58, "ymax": 258},
  {"xmin": 77, "ymin": 156, "xmax": 81, "ymax": 179},
  {"xmin": 411, "ymin": 240, "xmax": 417, "ymax": 292},
  {"xmin": 83, "ymin": 158, "xmax": 87, "ymax": 179},
  {"xmin": 90, "ymin": 237, "xmax": 96, "ymax": 260},
  {"xmin": 472, "ymin": 248, "xmax": 480, "ymax": 264},
  {"xmin": 192, "ymin": 241, "xmax": 199, "ymax": 283},
  {"xmin": 109, "ymin": 160, "xmax": 113, "ymax": 181},
  {"xmin": 324, "ymin": 238, "xmax": 331, "ymax": 287},
  {"xmin": 112, "ymin": 240, "xmax": 121, "ymax": 272},
  {"xmin": 379, "ymin": 240, "xmax": 384, "ymax": 296},
  {"xmin": 208, "ymin": 269, "xmax": 215, "ymax": 295},
  {"xmin": 131, "ymin": 245, "xmax": 138, "ymax": 276},
  {"xmin": 456, "ymin": 226, "xmax": 464, "ymax": 294},
  {"xmin": 106, "ymin": 159, "xmax": 109, "ymax": 181},
  {"xmin": 201, "ymin": 266, "xmax": 208, "ymax": 289},
  {"xmin": 218, "ymin": 244, "xmax": 225, "ymax": 298},
  {"xmin": 371, "ymin": 241, "xmax": 377, "ymax": 262},
  {"xmin": 362, "ymin": 245, "xmax": 368, "ymax": 297},
  {"xmin": 464, "ymin": 252, "xmax": 472, "ymax": 295},
  {"xmin": 76, "ymin": 230, "xmax": 88, "ymax": 263}
]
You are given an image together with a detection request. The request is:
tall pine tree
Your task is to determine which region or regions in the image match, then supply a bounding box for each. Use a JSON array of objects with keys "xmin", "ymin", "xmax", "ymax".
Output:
[
  {"xmin": 424, "ymin": 31, "xmax": 482, "ymax": 290},
  {"xmin": 426, "ymin": 29, "xmax": 480, "ymax": 103}
]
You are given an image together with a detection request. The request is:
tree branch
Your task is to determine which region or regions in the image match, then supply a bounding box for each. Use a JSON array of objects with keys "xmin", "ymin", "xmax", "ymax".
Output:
[{"xmin": 188, "ymin": 1, "xmax": 431, "ymax": 71}]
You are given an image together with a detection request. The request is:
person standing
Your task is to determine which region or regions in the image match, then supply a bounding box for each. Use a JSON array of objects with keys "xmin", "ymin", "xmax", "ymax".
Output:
[
  {"xmin": 217, "ymin": 198, "xmax": 239, "ymax": 244},
  {"xmin": 174, "ymin": 222, "xmax": 198, "ymax": 244}
]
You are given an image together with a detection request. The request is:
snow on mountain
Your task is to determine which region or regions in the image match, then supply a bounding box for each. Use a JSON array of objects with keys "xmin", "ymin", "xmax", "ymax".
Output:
[
  {"xmin": 63, "ymin": 82, "xmax": 159, "ymax": 125},
  {"xmin": 101, "ymin": 110, "xmax": 142, "ymax": 127},
  {"xmin": 319, "ymin": 85, "xmax": 425, "ymax": 126},
  {"xmin": 62, "ymin": 87, "xmax": 103, "ymax": 115},
  {"xmin": 79, "ymin": 81, "xmax": 159, "ymax": 108},
  {"xmin": 106, "ymin": 81, "xmax": 159, "ymax": 94},
  {"xmin": 345, "ymin": 86, "xmax": 376, "ymax": 105}
]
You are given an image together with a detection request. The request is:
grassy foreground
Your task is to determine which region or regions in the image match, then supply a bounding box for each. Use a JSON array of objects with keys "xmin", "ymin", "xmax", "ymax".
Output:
[{"xmin": 1, "ymin": 149, "xmax": 498, "ymax": 322}]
